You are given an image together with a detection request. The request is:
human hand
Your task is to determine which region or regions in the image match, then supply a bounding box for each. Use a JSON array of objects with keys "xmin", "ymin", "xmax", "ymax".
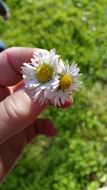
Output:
[{"xmin": 0, "ymin": 47, "xmax": 72, "ymax": 182}]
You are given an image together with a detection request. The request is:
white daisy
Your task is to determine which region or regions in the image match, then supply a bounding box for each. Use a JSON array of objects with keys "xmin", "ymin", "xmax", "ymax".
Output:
[
  {"xmin": 22, "ymin": 49, "xmax": 81, "ymax": 106},
  {"xmin": 22, "ymin": 49, "xmax": 60, "ymax": 101},
  {"xmin": 48, "ymin": 60, "xmax": 81, "ymax": 106}
]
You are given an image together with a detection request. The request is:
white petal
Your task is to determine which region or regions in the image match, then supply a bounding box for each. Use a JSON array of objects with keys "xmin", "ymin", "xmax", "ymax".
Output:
[
  {"xmin": 38, "ymin": 93, "xmax": 47, "ymax": 105},
  {"xmin": 58, "ymin": 60, "xmax": 65, "ymax": 73},
  {"xmin": 44, "ymin": 89, "xmax": 50, "ymax": 98},
  {"xmin": 22, "ymin": 67, "xmax": 35, "ymax": 76},
  {"xmin": 30, "ymin": 58, "xmax": 39, "ymax": 67},
  {"xmin": 40, "ymin": 85, "xmax": 47, "ymax": 90},
  {"xmin": 25, "ymin": 79, "xmax": 40, "ymax": 89},
  {"xmin": 60, "ymin": 95, "xmax": 65, "ymax": 105},
  {"xmin": 57, "ymin": 98, "xmax": 61, "ymax": 107},
  {"xmin": 49, "ymin": 49, "xmax": 56, "ymax": 63},
  {"xmin": 51, "ymin": 80, "xmax": 59, "ymax": 87},
  {"xmin": 23, "ymin": 63, "xmax": 35, "ymax": 69},
  {"xmin": 69, "ymin": 68, "xmax": 80, "ymax": 76},
  {"xmin": 54, "ymin": 97, "xmax": 58, "ymax": 106},
  {"xmin": 34, "ymin": 89, "xmax": 42, "ymax": 99}
]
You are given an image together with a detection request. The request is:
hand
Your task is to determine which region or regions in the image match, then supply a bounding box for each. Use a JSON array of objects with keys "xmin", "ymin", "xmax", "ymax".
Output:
[{"xmin": 0, "ymin": 47, "xmax": 72, "ymax": 182}]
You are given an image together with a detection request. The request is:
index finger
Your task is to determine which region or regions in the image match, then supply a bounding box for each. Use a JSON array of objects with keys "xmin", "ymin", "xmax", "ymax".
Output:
[{"xmin": 0, "ymin": 47, "xmax": 37, "ymax": 87}]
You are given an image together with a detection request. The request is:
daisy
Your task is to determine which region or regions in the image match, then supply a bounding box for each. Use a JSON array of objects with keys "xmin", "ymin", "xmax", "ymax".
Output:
[
  {"xmin": 48, "ymin": 60, "xmax": 81, "ymax": 106},
  {"xmin": 22, "ymin": 49, "xmax": 60, "ymax": 101}
]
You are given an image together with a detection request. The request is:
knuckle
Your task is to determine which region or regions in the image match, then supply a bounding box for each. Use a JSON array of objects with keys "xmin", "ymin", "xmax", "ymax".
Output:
[
  {"xmin": 3, "ymin": 95, "xmax": 20, "ymax": 122},
  {"xmin": 2, "ymin": 91, "xmax": 30, "ymax": 124}
]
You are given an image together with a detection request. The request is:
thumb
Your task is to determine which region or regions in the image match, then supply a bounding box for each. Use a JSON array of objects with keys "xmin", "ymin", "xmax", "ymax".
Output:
[{"xmin": 0, "ymin": 89, "xmax": 45, "ymax": 144}]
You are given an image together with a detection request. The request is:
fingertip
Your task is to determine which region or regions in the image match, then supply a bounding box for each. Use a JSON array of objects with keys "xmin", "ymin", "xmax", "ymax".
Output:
[
  {"xmin": 35, "ymin": 118, "xmax": 57, "ymax": 137},
  {"xmin": 43, "ymin": 119, "xmax": 57, "ymax": 137},
  {"xmin": 57, "ymin": 97, "xmax": 73, "ymax": 109}
]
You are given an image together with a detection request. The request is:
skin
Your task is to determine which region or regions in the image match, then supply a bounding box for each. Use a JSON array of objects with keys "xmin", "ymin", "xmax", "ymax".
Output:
[{"xmin": 0, "ymin": 47, "xmax": 72, "ymax": 183}]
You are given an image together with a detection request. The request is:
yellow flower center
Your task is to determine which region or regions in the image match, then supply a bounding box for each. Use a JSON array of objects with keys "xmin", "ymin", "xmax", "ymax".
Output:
[
  {"xmin": 59, "ymin": 74, "xmax": 73, "ymax": 89},
  {"xmin": 36, "ymin": 64, "xmax": 54, "ymax": 83}
]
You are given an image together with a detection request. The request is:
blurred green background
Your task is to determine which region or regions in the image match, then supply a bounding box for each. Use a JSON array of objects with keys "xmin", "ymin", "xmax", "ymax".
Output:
[{"xmin": 0, "ymin": 0, "xmax": 107, "ymax": 189}]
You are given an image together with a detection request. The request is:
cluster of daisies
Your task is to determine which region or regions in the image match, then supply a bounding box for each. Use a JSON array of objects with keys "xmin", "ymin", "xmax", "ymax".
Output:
[{"xmin": 22, "ymin": 49, "xmax": 81, "ymax": 106}]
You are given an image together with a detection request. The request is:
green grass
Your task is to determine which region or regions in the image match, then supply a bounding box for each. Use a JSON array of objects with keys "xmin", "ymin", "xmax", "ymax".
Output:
[{"xmin": 1, "ymin": 0, "xmax": 107, "ymax": 189}]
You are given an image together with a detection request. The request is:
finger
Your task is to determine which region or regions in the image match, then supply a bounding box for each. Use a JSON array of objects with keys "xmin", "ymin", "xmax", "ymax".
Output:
[
  {"xmin": 26, "ymin": 118, "xmax": 57, "ymax": 143},
  {"xmin": 0, "ymin": 88, "xmax": 46, "ymax": 144},
  {"xmin": 60, "ymin": 98, "xmax": 73, "ymax": 108},
  {"xmin": 0, "ymin": 47, "xmax": 34, "ymax": 86},
  {"xmin": 0, "ymin": 86, "xmax": 10, "ymax": 101},
  {"xmin": 0, "ymin": 47, "xmax": 45, "ymax": 87},
  {"xmin": 0, "ymin": 118, "xmax": 56, "ymax": 182},
  {"xmin": 56, "ymin": 97, "xmax": 73, "ymax": 109}
]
